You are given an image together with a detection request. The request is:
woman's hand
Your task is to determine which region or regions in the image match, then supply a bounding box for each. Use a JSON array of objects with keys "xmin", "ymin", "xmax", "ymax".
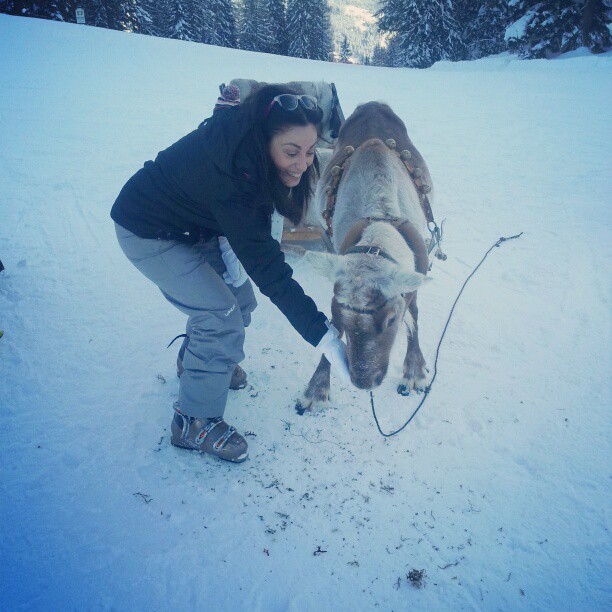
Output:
[
  {"xmin": 218, "ymin": 236, "xmax": 248, "ymax": 287},
  {"xmin": 317, "ymin": 324, "xmax": 350, "ymax": 382}
]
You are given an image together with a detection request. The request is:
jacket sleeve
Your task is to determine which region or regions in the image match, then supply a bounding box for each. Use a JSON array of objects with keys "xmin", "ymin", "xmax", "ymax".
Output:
[{"xmin": 211, "ymin": 191, "xmax": 328, "ymax": 347}]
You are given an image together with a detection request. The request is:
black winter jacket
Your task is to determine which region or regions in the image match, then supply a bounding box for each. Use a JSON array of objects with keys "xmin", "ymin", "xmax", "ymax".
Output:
[{"xmin": 111, "ymin": 107, "xmax": 328, "ymax": 347}]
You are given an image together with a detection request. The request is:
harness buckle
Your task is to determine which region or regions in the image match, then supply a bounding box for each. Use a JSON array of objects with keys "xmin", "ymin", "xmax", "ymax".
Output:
[{"xmin": 427, "ymin": 221, "xmax": 447, "ymax": 260}]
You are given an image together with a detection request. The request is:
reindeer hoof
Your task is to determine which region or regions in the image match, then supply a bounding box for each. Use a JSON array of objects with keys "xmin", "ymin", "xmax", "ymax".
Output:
[
  {"xmin": 397, "ymin": 384, "xmax": 410, "ymax": 397},
  {"xmin": 295, "ymin": 399, "xmax": 311, "ymax": 415},
  {"xmin": 296, "ymin": 392, "xmax": 330, "ymax": 415},
  {"xmin": 398, "ymin": 375, "xmax": 428, "ymax": 395},
  {"xmin": 295, "ymin": 394, "xmax": 316, "ymax": 416}
]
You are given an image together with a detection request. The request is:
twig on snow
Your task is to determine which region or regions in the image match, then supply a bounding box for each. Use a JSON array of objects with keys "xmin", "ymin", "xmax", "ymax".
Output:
[
  {"xmin": 133, "ymin": 492, "xmax": 153, "ymax": 504},
  {"xmin": 438, "ymin": 560, "xmax": 461, "ymax": 570}
]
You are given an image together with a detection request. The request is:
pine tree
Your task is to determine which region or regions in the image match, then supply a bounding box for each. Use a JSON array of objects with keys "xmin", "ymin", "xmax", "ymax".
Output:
[
  {"xmin": 0, "ymin": 0, "xmax": 17, "ymax": 15},
  {"xmin": 119, "ymin": 0, "xmax": 140, "ymax": 31},
  {"xmin": 580, "ymin": 0, "xmax": 612, "ymax": 53},
  {"xmin": 6, "ymin": 0, "xmax": 78, "ymax": 21},
  {"xmin": 133, "ymin": 0, "xmax": 155, "ymax": 35},
  {"xmin": 82, "ymin": 0, "xmax": 136, "ymax": 30},
  {"xmin": 83, "ymin": 0, "xmax": 114, "ymax": 28},
  {"xmin": 385, "ymin": 33, "xmax": 404, "ymax": 67},
  {"xmin": 240, "ymin": 0, "xmax": 276, "ymax": 52},
  {"xmin": 339, "ymin": 34, "xmax": 351, "ymax": 62},
  {"xmin": 457, "ymin": 0, "xmax": 510, "ymax": 59},
  {"xmin": 264, "ymin": 0, "xmax": 288, "ymax": 54},
  {"xmin": 309, "ymin": 0, "xmax": 333, "ymax": 61},
  {"xmin": 139, "ymin": 0, "xmax": 164, "ymax": 36},
  {"xmin": 163, "ymin": 0, "xmax": 201, "ymax": 41},
  {"xmin": 377, "ymin": 0, "xmax": 465, "ymax": 68},
  {"xmin": 286, "ymin": 0, "xmax": 332, "ymax": 60},
  {"xmin": 371, "ymin": 43, "xmax": 389, "ymax": 67},
  {"xmin": 475, "ymin": 0, "xmax": 512, "ymax": 57},
  {"xmin": 286, "ymin": 0, "xmax": 311, "ymax": 58},
  {"xmin": 201, "ymin": 0, "xmax": 237, "ymax": 48},
  {"xmin": 453, "ymin": 0, "xmax": 479, "ymax": 59},
  {"xmin": 506, "ymin": 0, "xmax": 601, "ymax": 58}
]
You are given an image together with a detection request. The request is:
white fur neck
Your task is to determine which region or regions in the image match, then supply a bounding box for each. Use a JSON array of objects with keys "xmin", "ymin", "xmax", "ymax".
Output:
[{"xmin": 353, "ymin": 222, "xmax": 416, "ymax": 270}]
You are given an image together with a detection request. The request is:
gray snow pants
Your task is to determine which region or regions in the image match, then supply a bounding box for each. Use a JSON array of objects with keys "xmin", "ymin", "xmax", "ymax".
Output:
[{"xmin": 115, "ymin": 224, "xmax": 257, "ymax": 419}]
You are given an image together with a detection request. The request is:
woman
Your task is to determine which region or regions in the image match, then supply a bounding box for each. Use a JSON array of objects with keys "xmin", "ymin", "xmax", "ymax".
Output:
[{"xmin": 111, "ymin": 84, "xmax": 349, "ymax": 463}]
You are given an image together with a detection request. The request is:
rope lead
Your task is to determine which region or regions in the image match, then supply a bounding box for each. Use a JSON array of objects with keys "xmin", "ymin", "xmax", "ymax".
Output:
[{"xmin": 371, "ymin": 232, "xmax": 524, "ymax": 437}]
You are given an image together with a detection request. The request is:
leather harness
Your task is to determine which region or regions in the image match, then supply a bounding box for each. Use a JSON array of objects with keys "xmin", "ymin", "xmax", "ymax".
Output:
[
  {"xmin": 333, "ymin": 216, "xmax": 430, "ymax": 315},
  {"xmin": 322, "ymin": 139, "xmax": 446, "ymax": 261},
  {"xmin": 322, "ymin": 139, "xmax": 434, "ymax": 236}
]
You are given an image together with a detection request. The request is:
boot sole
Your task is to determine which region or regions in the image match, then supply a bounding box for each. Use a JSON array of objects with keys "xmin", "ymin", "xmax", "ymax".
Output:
[{"xmin": 171, "ymin": 439, "xmax": 249, "ymax": 463}]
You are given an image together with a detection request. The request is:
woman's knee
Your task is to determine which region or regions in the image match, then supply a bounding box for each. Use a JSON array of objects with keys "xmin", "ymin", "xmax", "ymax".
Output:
[{"xmin": 186, "ymin": 307, "xmax": 246, "ymax": 366}]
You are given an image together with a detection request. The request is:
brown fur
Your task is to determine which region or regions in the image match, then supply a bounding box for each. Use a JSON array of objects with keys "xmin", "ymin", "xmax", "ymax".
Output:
[{"xmin": 320, "ymin": 102, "xmax": 432, "ymax": 197}]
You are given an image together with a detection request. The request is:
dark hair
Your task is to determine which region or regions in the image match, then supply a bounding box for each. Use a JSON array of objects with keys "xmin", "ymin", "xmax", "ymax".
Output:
[{"xmin": 240, "ymin": 84, "xmax": 323, "ymax": 225}]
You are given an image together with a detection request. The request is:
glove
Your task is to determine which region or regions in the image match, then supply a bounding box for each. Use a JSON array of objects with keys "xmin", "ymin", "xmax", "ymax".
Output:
[
  {"xmin": 317, "ymin": 323, "xmax": 351, "ymax": 383},
  {"xmin": 218, "ymin": 236, "xmax": 248, "ymax": 287}
]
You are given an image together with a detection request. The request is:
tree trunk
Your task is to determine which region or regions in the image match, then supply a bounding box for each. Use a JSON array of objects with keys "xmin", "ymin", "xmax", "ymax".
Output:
[{"xmin": 580, "ymin": 0, "xmax": 596, "ymax": 42}]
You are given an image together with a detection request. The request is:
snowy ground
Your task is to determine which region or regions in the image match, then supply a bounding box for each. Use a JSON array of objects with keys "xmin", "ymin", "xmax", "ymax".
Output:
[{"xmin": 0, "ymin": 15, "xmax": 610, "ymax": 611}]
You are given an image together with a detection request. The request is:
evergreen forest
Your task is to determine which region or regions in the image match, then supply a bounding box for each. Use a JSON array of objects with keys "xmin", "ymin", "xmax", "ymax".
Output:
[{"xmin": 1, "ymin": 0, "xmax": 610, "ymax": 67}]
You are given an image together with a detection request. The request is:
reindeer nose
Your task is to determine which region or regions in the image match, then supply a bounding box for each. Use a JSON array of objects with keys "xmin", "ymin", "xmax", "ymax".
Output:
[{"xmin": 349, "ymin": 366, "xmax": 385, "ymax": 390}]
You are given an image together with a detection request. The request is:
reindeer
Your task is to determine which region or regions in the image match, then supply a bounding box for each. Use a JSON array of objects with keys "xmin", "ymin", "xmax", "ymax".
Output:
[{"xmin": 298, "ymin": 102, "xmax": 437, "ymax": 413}]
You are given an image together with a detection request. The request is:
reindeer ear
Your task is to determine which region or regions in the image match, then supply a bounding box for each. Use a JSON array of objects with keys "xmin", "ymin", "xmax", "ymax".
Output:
[
  {"xmin": 381, "ymin": 268, "xmax": 430, "ymax": 297},
  {"xmin": 303, "ymin": 252, "xmax": 339, "ymax": 281},
  {"xmin": 397, "ymin": 269, "xmax": 431, "ymax": 293}
]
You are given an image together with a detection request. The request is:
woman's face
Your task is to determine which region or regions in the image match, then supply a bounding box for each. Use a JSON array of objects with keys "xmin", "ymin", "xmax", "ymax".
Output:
[{"xmin": 269, "ymin": 124, "xmax": 318, "ymax": 188}]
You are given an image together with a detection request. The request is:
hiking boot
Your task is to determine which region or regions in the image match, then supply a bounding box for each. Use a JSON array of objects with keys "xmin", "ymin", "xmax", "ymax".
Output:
[
  {"xmin": 177, "ymin": 360, "xmax": 248, "ymax": 391},
  {"xmin": 170, "ymin": 411, "xmax": 248, "ymax": 463}
]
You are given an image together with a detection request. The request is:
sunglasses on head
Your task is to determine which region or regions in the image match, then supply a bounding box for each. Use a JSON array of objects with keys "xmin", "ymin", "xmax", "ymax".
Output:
[{"xmin": 263, "ymin": 94, "xmax": 318, "ymax": 119}]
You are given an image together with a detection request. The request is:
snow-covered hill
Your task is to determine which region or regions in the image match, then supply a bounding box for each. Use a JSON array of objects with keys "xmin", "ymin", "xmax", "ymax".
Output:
[
  {"xmin": 329, "ymin": 0, "xmax": 383, "ymax": 62},
  {"xmin": 1, "ymin": 15, "xmax": 611, "ymax": 611}
]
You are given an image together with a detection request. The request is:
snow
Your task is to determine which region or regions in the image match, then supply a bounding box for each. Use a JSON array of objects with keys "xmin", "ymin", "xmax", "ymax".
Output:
[
  {"xmin": 1, "ymin": 14, "xmax": 611, "ymax": 611},
  {"xmin": 342, "ymin": 5, "xmax": 376, "ymax": 33},
  {"xmin": 505, "ymin": 9, "xmax": 537, "ymax": 41}
]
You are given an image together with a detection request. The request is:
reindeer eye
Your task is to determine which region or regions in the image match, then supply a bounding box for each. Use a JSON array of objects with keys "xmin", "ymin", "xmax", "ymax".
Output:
[{"xmin": 386, "ymin": 316, "xmax": 397, "ymax": 329}]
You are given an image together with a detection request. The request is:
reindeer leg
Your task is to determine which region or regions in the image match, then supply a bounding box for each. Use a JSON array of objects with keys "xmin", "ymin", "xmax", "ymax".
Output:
[
  {"xmin": 398, "ymin": 297, "xmax": 428, "ymax": 396},
  {"xmin": 295, "ymin": 355, "xmax": 331, "ymax": 415},
  {"xmin": 296, "ymin": 314, "xmax": 343, "ymax": 415}
]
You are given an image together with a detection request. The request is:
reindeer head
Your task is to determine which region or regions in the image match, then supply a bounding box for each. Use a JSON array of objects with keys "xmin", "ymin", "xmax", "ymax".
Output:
[{"xmin": 306, "ymin": 250, "xmax": 427, "ymax": 389}]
